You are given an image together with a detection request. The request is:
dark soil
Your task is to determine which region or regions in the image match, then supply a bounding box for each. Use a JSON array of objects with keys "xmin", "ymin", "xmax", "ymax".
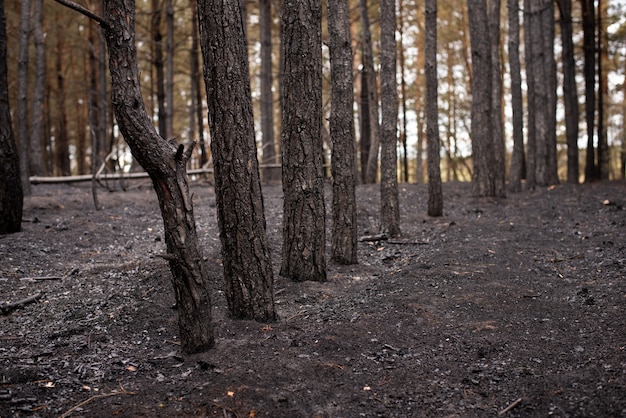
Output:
[{"xmin": 1, "ymin": 179, "xmax": 625, "ymax": 418}]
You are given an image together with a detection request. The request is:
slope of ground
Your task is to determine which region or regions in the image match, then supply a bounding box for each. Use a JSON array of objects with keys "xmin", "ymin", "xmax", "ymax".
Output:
[{"xmin": 1, "ymin": 180, "xmax": 625, "ymax": 417}]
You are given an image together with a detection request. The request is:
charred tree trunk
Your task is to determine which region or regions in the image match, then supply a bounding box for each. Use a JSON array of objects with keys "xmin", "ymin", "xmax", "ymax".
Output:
[
  {"xmin": 508, "ymin": 0, "xmax": 525, "ymax": 191},
  {"xmin": 17, "ymin": 0, "xmax": 31, "ymax": 194},
  {"xmin": 197, "ymin": 0, "xmax": 277, "ymax": 321},
  {"xmin": 0, "ymin": 0, "xmax": 23, "ymax": 234},
  {"xmin": 425, "ymin": 0, "xmax": 442, "ymax": 216},
  {"xmin": 260, "ymin": 0, "xmax": 278, "ymax": 183},
  {"xmin": 581, "ymin": 0, "xmax": 597, "ymax": 182},
  {"xmin": 280, "ymin": 0, "xmax": 327, "ymax": 282},
  {"xmin": 100, "ymin": 0, "xmax": 213, "ymax": 353},
  {"xmin": 327, "ymin": 0, "xmax": 358, "ymax": 264},
  {"xmin": 29, "ymin": 0, "xmax": 47, "ymax": 177}
]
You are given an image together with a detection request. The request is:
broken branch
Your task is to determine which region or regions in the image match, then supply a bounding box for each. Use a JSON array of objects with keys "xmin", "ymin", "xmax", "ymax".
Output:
[{"xmin": 0, "ymin": 292, "xmax": 43, "ymax": 316}]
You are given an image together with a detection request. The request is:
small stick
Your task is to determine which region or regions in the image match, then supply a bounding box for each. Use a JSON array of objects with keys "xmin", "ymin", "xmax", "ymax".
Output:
[
  {"xmin": 498, "ymin": 397, "xmax": 522, "ymax": 416},
  {"xmin": 58, "ymin": 386, "xmax": 135, "ymax": 418},
  {"xmin": 0, "ymin": 292, "xmax": 42, "ymax": 315}
]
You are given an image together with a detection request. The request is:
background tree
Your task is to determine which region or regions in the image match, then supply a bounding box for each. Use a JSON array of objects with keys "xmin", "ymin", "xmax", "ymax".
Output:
[
  {"xmin": 327, "ymin": 0, "xmax": 358, "ymax": 264},
  {"xmin": 489, "ymin": 0, "xmax": 506, "ymax": 197},
  {"xmin": 280, "ymin": 0, "xmax": 326, "ymax": 282},
  {"xmin": 581, "ymin": 0, "xmax": 597, "ymax": 182},
  {"xmin": 557, "ymin": 0, "xmax": 580, "ymax": 184},
  {"xmin": 361, "ymin": 0, "xmax": 381, "ymax": 184},
  {"xmin": 17, "ymin": 0, "xmax": 31, "ymax": 195},
  {"xmin": 260, "ymin": 0, "xmax": 278, "ymax": 183},
  {"xmin": 380, "ymin": 0, "xmax": 400, "ymax": 236},
  {"xmin": 508, "ymin": 0, "xmax": 525, "ymax": 192},
  {"xmin": 425, "ymin": 0, "xmax": 442, "ymax": 216},
  {"xmin": 198, "ymin": 0, "xmax": 277, "ymax": 321},
  {"xmin": 29, "ymin": 0, "xmax": 46, "ymax": 177},
  {"xmin": 0, "ymin": 0, "xmax": 23, "ymax": 234},
  {"xmin": 542, "ymin": 0, "xmax": 558, "ymax": 185},
  {"xmin": 467, "ymin": 0, "xmax": 495, "ymax": 197}
]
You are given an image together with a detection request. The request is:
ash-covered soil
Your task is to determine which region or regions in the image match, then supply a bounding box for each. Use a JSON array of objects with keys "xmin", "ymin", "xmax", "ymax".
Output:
[{"xmin": 1, "ymin": 179, "xmax": 625, "ymax": 417}]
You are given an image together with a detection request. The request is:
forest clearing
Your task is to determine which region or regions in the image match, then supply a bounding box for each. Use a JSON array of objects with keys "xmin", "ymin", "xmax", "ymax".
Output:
[{"xmin": 1, "ymin": 179, "xmax": 624, "ymax": 417}]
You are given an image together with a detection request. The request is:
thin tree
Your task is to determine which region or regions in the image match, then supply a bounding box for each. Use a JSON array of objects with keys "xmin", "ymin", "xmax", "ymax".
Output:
[
  {"xmin": 557, "ymin": 0, "xmax": 580, "ymax": 184},
  {"xmin": 54, "ymin": 17, "xmax": 71, "ymax": 176},
  {"xmin": 542, "ymin": 0, "xmax": 559, "ymax": 185},
  {"xmin": 164, "ymin": 0, "xmax": 174, "ymax": 140},
  {"xmin": 198, "ymin": 0, "xmax": 277, "ymax": 320},
  {"xmin": 380, "ymin": 0, "xmax": 400, "ymax": 236},
  {"xmin": 598, "ymin": 0, "xmax": 609, "ymax": 180},
  {"xmin": 426, "ymin": 0, "xmax": 442, "ymax": 216},
  {"xmin": 327, "ymin": 0, "xmax": 358, "ymax": 264},
  {"xmin": 360, "ymin": 0, "xmax": 381, "ymax": 184},
  {"xmin": 17, "ymin": 0, "xmax": 31, "ymax": 194},
  {"xmin": 489, "ymin": 0, "xmax": 506, "ymax": 197},
  {"xmin": 467, "ymin": 0, "xmax": 495, "ymax": 197},
  {"xmin": 55, "ymin": 0, "xmax": 214, "ymax": 353},
  {"xmin": 189, "ymin": 0, "xmax": 207, "ymax": 167},
  {"xmin": 260, "ymin": 0, "xmax": 278, "ymax": 183},
  {"xmin": 398, "ymin": 0, "xmax": 409, "ymax": 183},
  {"xmin": 581, "ymin": 0, "xmax": 597, "ymax": 182},
  {"xmin": 508, "ymin": 0, "xmax": 524, "ymax": 192},
  {"xmin": 0, "ymin": 0, "xmax": 23, "ymax": 234},
  {"xmin": 29, "ymin": 0, "xmax": 47, "ymax": 177},
  {"xmin": 152, "ymin": 0, "xmax": 167, "ymax": 137},
  {"xmin": 280, "ymin": 0, "xmax": 326, "ymax": 282}
]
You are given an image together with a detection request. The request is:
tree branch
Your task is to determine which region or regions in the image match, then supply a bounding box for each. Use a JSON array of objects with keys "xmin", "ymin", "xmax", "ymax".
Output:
[{"xmin": 52, "ymin": 0, "xmax": 109, "ymax": 29}]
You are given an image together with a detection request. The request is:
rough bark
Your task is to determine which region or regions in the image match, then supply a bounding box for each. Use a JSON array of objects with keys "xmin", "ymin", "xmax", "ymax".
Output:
[
  {"xmin": 379, "ymin": 0, "xmax": 400, "ymax": 236},
  {"xmin": 103, "ymin": 0, "xmax": 214, "ymax": 353},
  {"xmin": 198, "ymin": 0, "xmax": 277, "ymax": 321},
  {"xmin": 29, "ymin": 0, "xmax": 47, "ymax": 177},
  {"xmin": 260, "ymin": 0, "xmax": 278, "ymax": 183},
  {"xmin": 508, "ymin": 0, "xmax": 525, "ymax": 192},
  {"xmin": 467, "ymin": 0, "xmax": 495, "ymax": 197},
  {"xmin": 598, "ymin": 0, "xmax": 609, "ymax": 180},
  {"xmin": 55, "ymin": 19, "xmax": 71, "ymax": 176},
  {"xmin": 542, "ymin": 0, "xmax": 558, "ymax": 185},
  {"xmin": 327, "ymin": 0, "xmax": 358, "ymax": 264},
  {"xmin": 359, "ymin": 66, "xmax": 370, "ymax": 182},
  {"xmin": 17, "ymin": 0, "xmax": 31, "ymax": 194},
  {"xmin": 152, "ymin": 0, "xmax": 166, "ymax": 138},
  {"xmin": 581, "ymin": 0, "xmax": 597, "ymax": 182},
  {"xmin": 0, "ymin": 0, "xmax": 23, "ymax": 234},
  {"xmin": 360, "ymin": 0, "xmax": 381, "ymax": 184},
  {"xmin": 426, "ymin": 0, "xmax": 442, "ymax": 216},
  {"xmin": 557, "ymin": 0, "xmax": 580, "ymax": 184},
  {"xmin": 280, "ymin": 0, "xmax": 326, "ymax": 282},
  {"xmin": 489, "ymin": 0, "xmax": 506, "ymax": 197},
  {"xmin": 523, "ymin": 0, "xmax": 536, "ymax": 189},
  {"xmin": 164, "ymin": 0, "xmax": 174, "ymax": 140},
  {"xmin": 189, "ymin": 0, "xmax": 207, "ymax": 167}
]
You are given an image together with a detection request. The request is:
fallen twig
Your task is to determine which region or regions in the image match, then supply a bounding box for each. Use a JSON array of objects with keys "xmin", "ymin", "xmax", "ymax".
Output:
[
  {"xmin": 19, "ymin": 276, "xmax": 64, "ymax": 282},
  {"xmin": 0, "ymin": 292, "xmax": 43, "ymax": 316},
  {"xmin": 359, "ymin": 234, "xmax": 388, "ymax": 242},
  {"xmin": 58, "ymin": 385, "xmax": 135, "ymax": 418},
  {"xmin": 498, "ymin": 397, "xmax": 522, "ymax": 416}
]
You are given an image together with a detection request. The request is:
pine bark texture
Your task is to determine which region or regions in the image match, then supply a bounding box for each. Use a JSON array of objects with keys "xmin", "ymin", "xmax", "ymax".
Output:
[
  {"xmin": 17, "ymin": 0, "xmax": 31, "ymax": 194},
  {"xmin": 581, "ymin": 0, "xmax": 596, "ymax": 182},
  {"xmin": 280, "ymin": 0, "xmax": 326, "ymax": 282},
  {"xmin": 379, "ymin": 0, "xmax": 400, "ymax": 236},
  {"xmin": 467, "ymin": 0, "xmax": 495, "ymax": 197},
  {"xmin": 327, "ymin": 0, "xmax": 358, "ymax": 264},
  {"xmin": 197, "ymin": 0, "xmax": 277, "ymax": 321},
  {"xmin": 260, "ymin": 0, "xmax": 278, "ymax": 183},
  {"xmin": 29, "ymin": 0, "xmax": 47, "ymax": 177},
  {"xmin": 360, "ymin": 0, "xmax": 381, "ymax": 184},
  {"xmin": 0, "ymin": 0, "xmax": 23, "ymax": 234},
  {"xmin": 489, "ymin": 0, "xmax": 506, "ymax": 197},
  {"xmin": 508, "ymin": 0, "xmax": 525, "ymax": 192},
  {"xmin": 425, "ymin": 0, "xmax": 442, "ymax": 216},
  {"xmin": 104, "ymin": 0, "xmax": 214, "ymax": 353},
  {"xmin": 542, "ymin": 0, "xmax": 558, "ymax": 185},
  {"xmin": 557, "ymin": 0, "xmax": 580, "ymax": 184}
]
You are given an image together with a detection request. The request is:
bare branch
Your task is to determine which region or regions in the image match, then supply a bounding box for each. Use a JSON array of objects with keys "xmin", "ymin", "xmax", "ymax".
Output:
[{"xmin": 52, "ymin": 0, "xmax": 109, "ymax": 29}]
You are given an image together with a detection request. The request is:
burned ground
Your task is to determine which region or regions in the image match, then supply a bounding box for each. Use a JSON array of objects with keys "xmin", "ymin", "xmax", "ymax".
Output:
[{"xmin": 1, "ymin": 180, "xmax": 625, "ymax": 417}]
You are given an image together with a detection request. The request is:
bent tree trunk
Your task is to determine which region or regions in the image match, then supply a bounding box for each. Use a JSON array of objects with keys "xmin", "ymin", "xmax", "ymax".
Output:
[{"xmin": 104, "ymin": 0, "xmax": 213, "ymax": 353}]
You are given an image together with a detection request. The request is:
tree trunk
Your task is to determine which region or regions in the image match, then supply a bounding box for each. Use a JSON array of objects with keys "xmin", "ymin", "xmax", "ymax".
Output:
[
  {"xmin": 359, "ymin": 66, "xmax": 370, "ymax": 183},
  {"xmin": 598, "ymin": 0, "xmax": 609, "ymax": 180},
  {"xmin": 398, "ymin": 0, "xmax": 409, "ymax": 183},
  {"xmin": 523, "ymin": 0, "xmax": 536, "ymax": 189},
  {"xmin": 198, "ymin": 0, "xmax": 277, "ymax": 321},
  {"xmin": 165, "ymin": 0, "xmax": 174, "ymax": 140},
  {"xmin": 152, "ymin": 0, "xmax": 167, "ymax": 138},
  {"xmin": 557, "ymin": 0, "xmax": 579, "ymax": 184},
  {"xmin": 102, "ymin": 0, "xmax": 214, "ymax": 353},
  {"xmin": 379, "ymin": 0, "xmax": 400, "ymax": 236},
  {"xmin": 467, "ymin": 0, "xmax": 495, "ymax": 197},
  {"xmin": 55, "ymin": 20, "xmax": 71, "ymax": 176},
  {"xmin": 542, "ymin": 0, "xmax": 558, "ymax": 185},
  {"xmin": 17, "ymin": 0, "xmax": 31, "ymax": 194},
  {"xmin": 260, "ymin": 0, "xmax": 278, "ymax": 183},
  {"xmin": 489, "ymin": 0, "xmax": 506, "ymax": 197},
  {"xmin": 507, "ymin": 0, "xmax": 524, "ymax": 192},
  {"xmin": 426, "ymin": 0, "xmax": 442, "ymax": 216},
  {"xmin": 360, "ymin": 0, "xmax": 381, "ymax": 184},
  {"xmin": 0, "ymin": 0, "xmax": 23, "ymax": 234},
  {"xmin": 189, "ymin": 0, "xmax": 207, "ymax": 167},
  {"xmin": 29, "ymin": 0, "xmax": 47, "ymax": 177},
  {"xmin": 581, "ymin": 0, "xmax": 597, "ymax": 182},
  {"xmin": 280, "ymin": 0, "xmax": 326, "ymax": 282},
  {"xmin": 327, "ymin": 0, "xmax": 358, "ymax": 264}
]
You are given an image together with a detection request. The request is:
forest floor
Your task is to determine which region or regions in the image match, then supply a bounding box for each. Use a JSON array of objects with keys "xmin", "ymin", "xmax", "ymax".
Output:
[{"xmin": 0, "ymin": 179, "xmax": 625, "ymax": 418}]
